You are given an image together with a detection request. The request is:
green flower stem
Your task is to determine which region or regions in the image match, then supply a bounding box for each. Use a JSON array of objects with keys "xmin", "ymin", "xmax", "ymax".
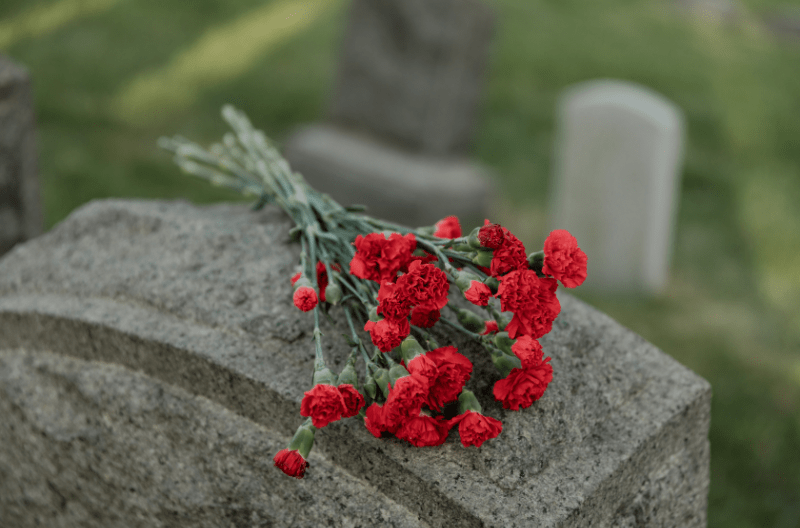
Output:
[{"xmin": 438, "ymin": 311, "xmax": 486, "ymax": 344}]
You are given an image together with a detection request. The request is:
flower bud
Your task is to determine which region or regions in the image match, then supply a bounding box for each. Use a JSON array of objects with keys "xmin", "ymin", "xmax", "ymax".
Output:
[
  {"xmin": 484, "ymin": 276, "xmax": 500, "ymax": 294},
  {"xmin": 527, "ymin": 250, "xmax": 545, "ymax": 275},
  {"xmin": 312, "ymin": 366, "xmax": 337, "ymax": 386},
  {"xmin": 337, "ymin": 357, "xmax": 358, "ymax": 388},
  {"xmin": 400, "ymin": 336, "xmax": 426, "ymax": 364},
  {"xmin": 494, "ymin": 332, "xmax": 516, "ymax": 356},
  {"xmin": 368, "ymin": 305, "xmax": 380, "ymax": 322},
  {"xmin": 324, "ymin": 282, "xmax": 342, "ymax": 305},
  {"xmin": 372, "ymin": 367, "xmax": 391, "ymax": 399},
  {"xmin": 454, "ymin": 270, "xmax": 481, "ymax": 293},
  {"xmin": 455, "ymin": 307, "xmax": 485, "ymax": 333},
  {"xmin": 287, "ymin": 419, "xmax": 316, "ymax": 459},
  {"xmin": 467, "ymin": 227, "xmax": 483, "ymax": 249},
  {"xmin": 293, "ymin": 277, "xmax": 313, "ymax": 291},
  {"xmin": 472, "ymin": 250, "xmax": 493, "ymax": 268},
  {"xmin": 363, "ymin": 373, "xmax": 377, "ymax": 400},
  {"xmin": 491, "ymin": 348, "xmax": 522, "ymax": 378},
  {"xmin": 458, "ymin": 389, "xmax": 483, "ymax": 415},
  {"xmin": 454, "ymin": 243, "xmax": 474, "ymax": 252}
]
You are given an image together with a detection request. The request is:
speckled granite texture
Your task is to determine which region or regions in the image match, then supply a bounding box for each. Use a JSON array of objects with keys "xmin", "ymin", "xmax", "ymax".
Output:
[{"xmin": 0, "ymin": 199, "xmax": 711, "ymax": 527}]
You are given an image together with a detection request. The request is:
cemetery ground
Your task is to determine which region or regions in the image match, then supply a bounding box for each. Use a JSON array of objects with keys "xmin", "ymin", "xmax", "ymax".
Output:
[{"xmin": 1, "ymin": 0, "xmax": 799, "ymax": 526}]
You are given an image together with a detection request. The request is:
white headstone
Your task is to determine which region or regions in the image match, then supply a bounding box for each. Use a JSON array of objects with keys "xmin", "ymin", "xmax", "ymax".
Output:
[{"xmin": 549, "ymin": 79, "xmax": 686, "ymax": 295}]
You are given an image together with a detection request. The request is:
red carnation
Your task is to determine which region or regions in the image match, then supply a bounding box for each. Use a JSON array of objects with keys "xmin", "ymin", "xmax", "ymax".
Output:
[
  {"xmin": 481, "ymin": 320, "xmax": 499, "ymax": 335},
  {"xmin": 377, "ymin": 280, "xmax": 413, "ymax": 320},
  {"xmin": 290, "ymin": 272, "xmax": 301, "ymax": 286},
  {"xmin": 496, "ymin": 270, "xmax": 560, "ymax": 339},
  {"xmin": 447, "ymin": 410, "xmax": 503, "ymax": 448},
  {"xmin": 350, "ymin": 232, "xmax": 416, "ymax": 283},
  {"xmin": 464, "ymin": 280, "xmax": 492, "ymax": 306},
  {"xmin": 406, "ymin": 353, "xmax": 439, "ymax": 389},
  {"xmin": 396, "ymin": 260, "xmax": 450, "ymax": 312},
  {"xmin": 364, "ymin": 402, "xmax": 389, "ymax": 438},
  {"xmin": 490, "ymin": 227, "xmax": 528, "ymax": 278},
  {"xmin": 364, "ymin": 318, "xmax": 410, "ymax": 352},
  {"xmin": 478, "ymin": 220, "xmax": 505, "ymax": 249},
  {"xmin": 383, "ymin": 374, "xmax": 430, "ymax": 433},
  {"xmin": 510, "ymin": 335, "xmax": 545, "ymax": 369},
  {"xmin": 300, "ymin": 383, "xmax": 347, "ymax": 428},
  {"xmin": 425, "ymin": 346, "xmax": 473, "ymax": 412},
  {"xmin": 409, "ymin": 306, "xmax": 441, "ymax": 328},
  {"xmin": 433, "ymin": 216, "xmax": 462, "ymax": 239},
  {"xmin": 293, "ymin": 286, "xmax": 318, "ymax": 312},
  {"xmin": 273, "ymin": 448, "xmax": 309, "ymax": 478},
  {"xmin": 542, "ymin": 229, "xmax": 588, "ymax": 288},
  {"xmin": 395, "ymin": 413, "xmax": 452, "ymax": 447},
  {"xmin": 492, "ymin": 357, "xmax": 553, "ymax": 411},
  {"xmin": 338, "ymin": 384, "xmax": 365, "ymax": 418}
]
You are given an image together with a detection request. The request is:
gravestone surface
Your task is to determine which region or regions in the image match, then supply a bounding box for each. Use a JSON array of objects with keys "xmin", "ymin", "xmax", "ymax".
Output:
[
  {"xmin": 0, "ymin": 198, "xmax": 711, "ymax": 527},
  {"xmin": 0, "ymin": 54, "xmax": 43, "ymax": 258},
  {"xmin": 283, "ymin": 0, "xmax": 497, "ymax": 228},
  {"xmin": 549, "ymin": 79, "xmax": 686, "ymax": 296}
]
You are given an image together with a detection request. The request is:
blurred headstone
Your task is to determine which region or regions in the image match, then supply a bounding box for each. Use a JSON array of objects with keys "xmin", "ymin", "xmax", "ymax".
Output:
[
  {"xmin": 0, "ymin": 54, "xmax": 43, "ymax": 257},
  {"xmin": 283, "ymin": 0, "xmax": 497, "ymax": 228},
  {"xmin": 549, "ymin": 79, "xmax": 685, "ymax": 295}
]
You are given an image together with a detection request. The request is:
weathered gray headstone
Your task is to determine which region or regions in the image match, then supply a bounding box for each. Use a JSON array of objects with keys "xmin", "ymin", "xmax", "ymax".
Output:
[
  {"xmin": 549, "ymin": 79, "xmax": 686, "ymax": 295},
  {"xmin": 0, "ymin": 199, "xmax": 710, "ymax": 527},
  {"xmin": 0, "ymin": 54, "xmax": 43, "ymax": 258},
  {"xmin": 283, "ymin": 0, "xmax": 497, "ymax": 228}
]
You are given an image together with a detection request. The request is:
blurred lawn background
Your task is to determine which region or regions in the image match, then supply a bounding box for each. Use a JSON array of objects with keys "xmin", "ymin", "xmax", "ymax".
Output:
[{"xmin": 1, "ymin": 0, "xmax": 799, "ymax": 525}]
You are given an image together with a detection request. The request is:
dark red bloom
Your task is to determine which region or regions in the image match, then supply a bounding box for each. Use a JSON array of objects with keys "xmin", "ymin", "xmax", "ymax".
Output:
[
  {"xmin": 489, "ymin": 227, "xmax": 528, "ymax": 278},
  {"xmin": 300, "ymin": 383, "xmax": 347, "ymax": 428},
  {"xmin": 364, "ymin": 318, "xmax": 410, "ymax": 352},
  {"xmin": 273, "ymin": 448, "xmax": 309, "ymax": 478},
  {"xmin": 377, "ymin": 280, "xmax": 413, "ymax": 320},
  {"xmin": 433, "ymin": 216, "xmax": 462, "ymax": 239},
  {"xmin": 496, "ymin": 270, "xmax": 561, "ymax": 339},
  {"xmin": 492, "ymin": 357, "xmax": 553, "ymax": 411},
  {"xmin": 542, "ymin": 229, "xmax": 588, "ymax": 288},
  {"xmin": 383, "ymin": 374, "xmax": 430, "ymax": 433},
  {"xmin": 338, "ymin": 384, "xmax": 366, "ymax": 418},
  {"xmin": 350, "ymin": 232, "xmax": 416, "ymax": 283},
  {"xmin": 424, "ymin": 346, "xmax": 473, "ymax": 412},
  {"xmin": 447, "ymin": 410, "xmax": 503, "ymax": 447},
  {"xmin": 396, "ymin": 260, "xmax": 450, "ymax": 312},
  {"xmin": 395, "ymin": 413, "xmax": 452, "ymax": 447},
  {"xmin": 464, "ymin": 280, "xmax": 492, "ymax": 306},
  {"xmin": 316, "ymin": 261, "xmax": 342, "ymax": 302},
  {"xmin": 409, "ymin": 306, "xmax": 441, "ymax": 328},
  {"xmin": 478, "ymin": 220, "xmax": 505, "ymax": 249}
]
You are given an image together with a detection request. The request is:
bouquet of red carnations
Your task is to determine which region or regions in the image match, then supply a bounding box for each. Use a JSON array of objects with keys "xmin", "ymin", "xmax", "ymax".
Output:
[{"xmin": 160, "ymin": 106, "xmax": 587, "ymax": 479}]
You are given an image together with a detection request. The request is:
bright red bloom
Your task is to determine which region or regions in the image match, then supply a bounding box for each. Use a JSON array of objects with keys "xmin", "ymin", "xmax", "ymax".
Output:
[
  {"xmin": 395, "ymin": 413, "xmax": 452, "ymax": 447},
  {"xmin": 492, "ymin": 357, "xmax": 553, "ymax": 411},
  {"xmin": 542, "ymin": 229, "xmax": 588, "ymax": 288},
  {"xmin": 364, "ymin": 402, "xmax": 389, "ymax": 438},
  {"xmin": 377, "ymin": 280, "xmax": 413, "ymax": 320},
  {"xmin": 338, "ymin": 384, "xmax": 365, "ymax": 418},
  {"xmin": 396, "ymin": 260, "xmax": 450, "ymax": 312},
  {"xmin": 464, "ymin": 280, "xmax": 492, "ymax": 306},
  {"xmin": 489, "ymin": 226, "xmax": 528, "ymax": 278},
  {"xmin": 383, "ymin": 374, "xmax": 430, "ymax": 433},
  {"xmin": 293, "ymin": 286, "xmax": 318, "ymax": 312},
  {"xmin": 481, "ymin": 320, "xmax": 499, "ymax": 335},
  {"xmin": 409, "ymin": 306, "xmax": 441, "ymax": 328},
  {"xmin": 496, "ymin": 270, "xmax": 560, "ymax": 339},
  {"xmin": 478, "ymin": 220, "xmax": 505, "ymax": 249},
  {"xmin": 300, "ymin": 383, "xmax": 347, "ymax": 428},
  {"xmin": 350, "ymin": 232, "xmax": 416, "ymax": 283},
  {"xmin": 433, "ymin": 216, "xmax": 462, "ymax": 239},
  {"xmin": 424, "ymin": 346, "xmax": 473, "ymax": 412},
  {"xmin": 273, "ymin": 448, "xmax": 309, "ymax": 478},
  {"xmin": 447, "ymin": 410, "xmax": 503, "ymax": 448},
  {"xmin": 510, "ymin": 335, "xmax": 545, "ymax": 369},
  {"xmin": 364, "ymin": 317, "xmax": 410, "ymax": 352},
  {"xmin": 408, "ymin": 252, "xmax": 439, "ymax": 266},
  {"xmin": 406, "ymin": 353, "xmax": 439, "ymax": 389}
]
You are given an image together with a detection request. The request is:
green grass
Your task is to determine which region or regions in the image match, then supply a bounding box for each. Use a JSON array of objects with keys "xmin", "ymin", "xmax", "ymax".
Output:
[{"xmin": 2, "ymin": 0, "xmax": 800, "ymax": 525}]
